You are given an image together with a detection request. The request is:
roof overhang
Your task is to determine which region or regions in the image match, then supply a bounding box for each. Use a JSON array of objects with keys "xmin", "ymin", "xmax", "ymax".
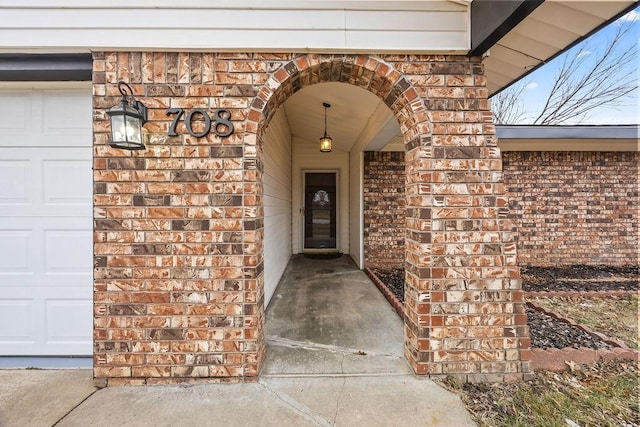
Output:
[
  {"xmin": 497, "ymin": 125, "xmax": 640, "ymax": 151},
  {"xmin": 479, "ymin": 1, "xmax": 639, "ymax": 96}
]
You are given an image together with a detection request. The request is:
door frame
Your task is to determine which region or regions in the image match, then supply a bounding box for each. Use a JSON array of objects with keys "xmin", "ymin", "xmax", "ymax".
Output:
[{"xmin": 301, "ymin": 169, "xmax": 340, "ymax": 253}]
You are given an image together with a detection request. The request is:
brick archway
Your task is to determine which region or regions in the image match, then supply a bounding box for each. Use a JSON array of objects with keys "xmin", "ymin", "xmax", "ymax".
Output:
[
  {"xmin": 92, "ymin": 52, "xmax": 530, "ymax": 385},
  {"xmin": 244, "ymin": 54, "xmax": 532, "ymax": 381}
]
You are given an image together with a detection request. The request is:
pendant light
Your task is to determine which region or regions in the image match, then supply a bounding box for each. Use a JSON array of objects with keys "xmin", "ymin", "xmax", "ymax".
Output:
[{"xmin": 319, "ymin": 102, "xmax": 332, "ymax": 153}]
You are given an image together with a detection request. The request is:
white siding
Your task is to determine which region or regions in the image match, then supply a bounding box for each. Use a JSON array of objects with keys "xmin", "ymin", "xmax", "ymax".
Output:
[
  {"xmin": 348, "ymin": 150, "xmax": 364, "ymax": 269},
  {"xmin": 292, "ymin": 139, "xmax": 350, "ymax": 255},
  {"xmin": 0, "ymin": 2, "xmax": 469, "ymax": 53},
  {"xmin": 263, "ymin": 109, "xmax": 292, "ymax": 308}
]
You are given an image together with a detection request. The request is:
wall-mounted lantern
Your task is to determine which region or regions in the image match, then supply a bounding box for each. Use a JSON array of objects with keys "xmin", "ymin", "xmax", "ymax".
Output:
[
  {"xmin": 107, "ymin": 81, "xmax": 148, "ymax": 150},
  {"xmin": 319, "ymin": 102, "xmax": 332, "ymax": 153}
]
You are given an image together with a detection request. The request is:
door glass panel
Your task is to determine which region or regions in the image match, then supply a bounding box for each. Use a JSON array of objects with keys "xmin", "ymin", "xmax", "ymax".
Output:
[{"xmin": 304, "ymin": 173, "xmax": 336, "ymax": 249}]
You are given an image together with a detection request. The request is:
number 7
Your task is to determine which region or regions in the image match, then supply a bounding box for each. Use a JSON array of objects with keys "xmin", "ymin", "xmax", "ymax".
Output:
[{"xmin": 166, "ymin": 108, "xmax": 184, "ymax": 136}]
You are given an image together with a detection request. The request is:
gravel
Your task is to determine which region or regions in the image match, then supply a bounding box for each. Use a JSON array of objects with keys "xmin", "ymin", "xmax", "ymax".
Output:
[{"xmin": 525, "ymin": 307, "xmax": 611, "ymax": 350}]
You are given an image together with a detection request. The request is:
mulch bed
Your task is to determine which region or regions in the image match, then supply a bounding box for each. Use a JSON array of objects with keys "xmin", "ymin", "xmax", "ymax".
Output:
[
  {"xmin": 367, "ymin": 266, "xmax": 637, "ymax": 351},
  {"xmin": 522, "ymin": 265, "xmax": 638, "ymax": 293},
  {"xmin": 368, "ymin": 267, "xmax": 404, "ymax": 302}
]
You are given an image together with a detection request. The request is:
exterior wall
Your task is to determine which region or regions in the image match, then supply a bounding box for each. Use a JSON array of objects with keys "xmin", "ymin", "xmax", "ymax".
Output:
[
  {"xmin": 291, "ymin": 138, "xmax": 350, "ymax": 255},
  {"xmin": 93, "ymin": 52, "xmax": 264, "ymax": 385},
  {"xmin": 363, "ymin": 151, "xmax": 406, "ymax": 268},
  {"xmin": 93, "ymin": 52, "xmax": 529, "ymax": 385},
  {"xmin": 503, "ymin": 151, "xmax": 639, "ymax": 266},
  {"xmin": 263, "ymin": 109, "xmax": 292, "ymax": 307},
  {"xmin": 362, "ymin": 151, "xmax": 639, "ymax": 268},
  {"xmin": 0, "ymin": 2, "xmax": 469, "ymax": 54}
]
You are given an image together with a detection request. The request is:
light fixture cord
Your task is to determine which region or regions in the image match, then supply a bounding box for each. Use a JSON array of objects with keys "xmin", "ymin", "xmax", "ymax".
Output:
[{"xmin": 324, "ymin": 105, "xmax": 328, "ymax": 137}]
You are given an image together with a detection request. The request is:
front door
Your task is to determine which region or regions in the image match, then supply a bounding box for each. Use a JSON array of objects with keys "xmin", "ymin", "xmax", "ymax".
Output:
[{"xmin": 303, "ymin": 172, "xmax": 337, "ymax": 251}]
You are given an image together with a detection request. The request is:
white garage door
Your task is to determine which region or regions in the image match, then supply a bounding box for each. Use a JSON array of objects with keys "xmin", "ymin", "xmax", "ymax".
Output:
[{"xmin": 0, "ymin": 86, "xmax": 93, "ymax": 356}]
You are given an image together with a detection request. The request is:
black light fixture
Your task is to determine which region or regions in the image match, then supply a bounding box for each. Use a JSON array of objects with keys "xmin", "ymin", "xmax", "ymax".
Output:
[
  {"xmin": 319, "ymin": 102, "xmax": 332, "ymax": 153},
  {"xmin": 107, "ymin": 81, "xmax": 148, "ymax": 150}
]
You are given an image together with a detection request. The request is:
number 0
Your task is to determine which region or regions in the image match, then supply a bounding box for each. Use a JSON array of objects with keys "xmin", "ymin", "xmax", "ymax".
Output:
[{"xmin": 185, "ymin": 109, "xmax": 211, "ymax": 138}]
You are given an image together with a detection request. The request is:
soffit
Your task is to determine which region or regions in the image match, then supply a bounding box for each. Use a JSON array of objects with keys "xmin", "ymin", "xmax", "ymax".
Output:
[{"xmin": 484, "ymin": 1, "xmax": 637, "ymax": 96}]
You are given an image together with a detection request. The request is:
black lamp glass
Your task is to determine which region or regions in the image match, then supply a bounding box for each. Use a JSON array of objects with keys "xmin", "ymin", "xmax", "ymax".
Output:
[{"xmin": 107, "ymin": 81, "xmax": 148, "ymax": 150}]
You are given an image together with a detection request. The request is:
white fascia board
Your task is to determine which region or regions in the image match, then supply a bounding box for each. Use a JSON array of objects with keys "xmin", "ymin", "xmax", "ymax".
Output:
[
  {"xmin": 497, "ymin": 125, "xmax": 640, "ymax": 152},
  {"xmin": 2, "ymin": 1, "xmax": 468, "ymax": 11},
  {"xmin": 498, "ymin": 139, "xmax": 639, "ymax": 152},
  {"xmin": 497, "ymin": 125, "xmax": 640, "ymax": 140}
]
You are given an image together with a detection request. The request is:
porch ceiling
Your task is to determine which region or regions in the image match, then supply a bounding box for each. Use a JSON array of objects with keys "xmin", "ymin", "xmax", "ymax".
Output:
[{"xmin": 282, "ymin": 82, "xmax": 398, "ymax": 153}]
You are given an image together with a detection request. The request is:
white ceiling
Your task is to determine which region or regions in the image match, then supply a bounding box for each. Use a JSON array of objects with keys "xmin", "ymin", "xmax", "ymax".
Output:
[{"xmin": 283, "ymin": 82, "xmax": 401, "ymax": 152}]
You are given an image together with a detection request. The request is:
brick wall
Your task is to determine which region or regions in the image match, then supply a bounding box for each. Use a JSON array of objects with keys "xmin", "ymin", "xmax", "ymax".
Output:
[
  {"xmin": 363, "ymin": 151, "xmax": 405, "ymax": 268},
  {"xmin": 503, "ymin": 151, "xmax": 639, "ymax": 266},
  {"xmin": 93, "ymin": 52, "xmax": 529, "ymax": 384},
  {"xmin": 93, "ymin": 52, "xmax": 263, "ymax": 385},
  {"xmin": 363, "ymin": 151, "xmax": 639, "ymax": 268}
]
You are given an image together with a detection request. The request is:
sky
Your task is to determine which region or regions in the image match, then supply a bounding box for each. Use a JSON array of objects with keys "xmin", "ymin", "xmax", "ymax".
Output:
[{"xmin": 503, "ymin": 6, "xmax": 639, "ymax": 125}]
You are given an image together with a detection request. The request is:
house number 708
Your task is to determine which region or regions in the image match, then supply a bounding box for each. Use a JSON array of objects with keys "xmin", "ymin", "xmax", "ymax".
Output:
[{"xmin": 166, "ymin": 108, "xmax": 235, "ymax": 138}]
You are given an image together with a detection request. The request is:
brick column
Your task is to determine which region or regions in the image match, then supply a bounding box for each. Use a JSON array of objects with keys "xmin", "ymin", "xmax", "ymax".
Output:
[
  {"xmin": 92, "ymin": 52, "xmax": 264, "ymax": 385},
  {"xmin": 388, "ymin": 56, "xmax": 532, "ymax": 381}
]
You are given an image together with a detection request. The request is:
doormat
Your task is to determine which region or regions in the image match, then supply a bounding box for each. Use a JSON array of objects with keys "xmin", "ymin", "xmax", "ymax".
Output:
[{"xmin": 303, "ymin": 253, "xmax": 342, "ymax": 260}]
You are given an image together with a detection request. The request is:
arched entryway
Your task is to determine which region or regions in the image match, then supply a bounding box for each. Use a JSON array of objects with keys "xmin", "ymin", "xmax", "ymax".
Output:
[
  {"xmin": 244, "ymin": 54, "xmax": 531, "ymax": 381},
  {"xmin": 258, "ymin": 80, "xmax": 409, "ymax": 375}
]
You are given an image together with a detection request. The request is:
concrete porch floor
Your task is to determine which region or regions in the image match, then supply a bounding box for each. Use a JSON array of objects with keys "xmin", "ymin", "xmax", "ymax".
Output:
[{"xmin": 263, "ymin": 254, "xmax": 411, "ymax": 376}]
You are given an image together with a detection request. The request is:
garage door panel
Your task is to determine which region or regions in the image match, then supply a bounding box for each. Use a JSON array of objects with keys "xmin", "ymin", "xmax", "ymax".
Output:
[
  {"xmin": 0, "ymin": 289, "xmax": 91, "ymax": 355},
  {"xmin": 0, "ymin": 89, "xmax": 90, "ymax": 147},
  {"xmin": 0, "ymin": 92, "xmax": 31, "ymax": 136},
  {"xmin": 0, "ymin": 87, "xmax": 92, "ymax": 356},
  {"xmin": 0, "ymin": 218, "xmax": 91, "ymax": 287},
  {"xmin": 0, "ymin": 148, "xmax": 91, "ymax": 217},
  {"xmin": 43, "ymin": 159, "xmax": 92, "ymax": 206},
  {"xmin": 0, "ymin": 300, "xmax": 33, "ymax": 341},
  {"xmin": 0, "ymin": 160, "xmax": 31, "ymax": 204},
  {"xmin": 0, "ymin": 229, "xmax": 33, "ymax": 273},
  {"xmin": 43, "ymin": 91, "xmax": 92, "ymax": 136},
  {"xmin": 46, "ymin": 299, "xmax": 92, "ymax": 344},
  {"xmin": 45, "ymin": 229, "xmax": 93, "ymax": 275}
]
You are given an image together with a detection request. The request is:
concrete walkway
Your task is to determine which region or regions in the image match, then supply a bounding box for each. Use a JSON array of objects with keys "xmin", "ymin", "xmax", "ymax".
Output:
[
  {"xmin": 263, "ymin": 254, "xmax": 409, "ymax": 376},
  {"xmin": 0, "ymin": 255, "xmax": 476, "ymax": 427}
]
